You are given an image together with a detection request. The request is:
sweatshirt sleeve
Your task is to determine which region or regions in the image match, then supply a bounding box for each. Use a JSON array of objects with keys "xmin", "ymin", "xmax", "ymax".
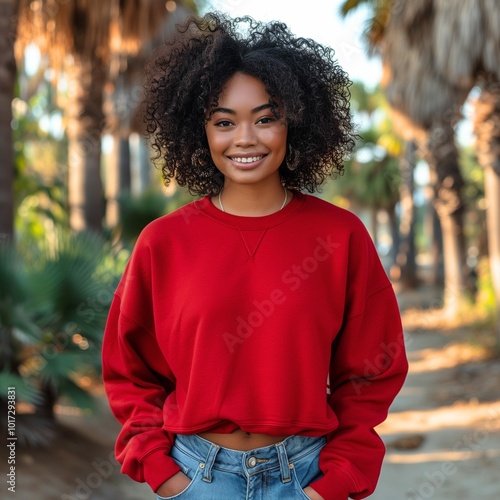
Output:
[
  {"xmin": 102, "ymin": 234, "xmax": 181, "ymax": 492},
  {"xmin": 310, "ymin": 222, "xmax": 409, "ymax": 500}
]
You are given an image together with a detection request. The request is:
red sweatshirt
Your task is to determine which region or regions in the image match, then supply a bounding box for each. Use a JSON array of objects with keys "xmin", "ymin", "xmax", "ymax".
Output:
[{"xmin": 102, "ymin": 193, "xmax": 408, "ymax": 500}]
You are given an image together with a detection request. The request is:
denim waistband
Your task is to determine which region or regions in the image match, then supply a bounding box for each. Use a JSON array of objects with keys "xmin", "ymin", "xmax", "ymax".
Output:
[{"xmin": 172, "ymin": 434, "xmax": 326, "ymax": 483}]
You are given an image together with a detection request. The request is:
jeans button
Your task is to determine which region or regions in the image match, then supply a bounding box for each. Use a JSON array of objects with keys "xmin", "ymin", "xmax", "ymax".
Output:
[{"xmin": 247, "ymin": 457, "xmax": 257, "ymax": 468}]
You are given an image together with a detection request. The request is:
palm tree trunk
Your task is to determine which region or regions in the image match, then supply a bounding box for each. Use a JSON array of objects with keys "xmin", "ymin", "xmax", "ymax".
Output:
[
  {"xmin": 66, "ymin": 53, "xmax": 106, "ymax": 232},
  {"xmin": 138, "ymin": 135, "xmax": 152, "ymax": 192},
  {"xmin": 119, "ymin": 136, "xmax": 132, "ymax": 192},
  {"xmin": 0, "ymin": 0, "xmax": 19, "ymax": 239},
  {"xmin": 431, "ymin": 206, "xmax": 444, "ymax": 287},
  {"xmin": 393, "ymin": 141, "xmax": 417, "ymax": 288},
  {"xmin": 106, "ymin": 133, "xmax": 131, "ymax": 227},
  {"xmin": 425, "ymin": 121, "xmax": 467, "ymax": 316},
  {"xmin": 484, "ymin": 167, "xmax": 500, "ymax": 339},
  {"xmin": 387, "ymin": 204, "xmax": 399, "ymax": 270},
  {"xmin": 473, "ymin": 84, "xmax": 500, "ymax": 341}
]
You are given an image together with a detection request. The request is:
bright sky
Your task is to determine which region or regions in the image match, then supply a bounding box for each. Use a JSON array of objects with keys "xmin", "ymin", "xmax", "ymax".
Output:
[{"xmin": 200, "ymin": 0, "xmax": 382, "ymax": 87}]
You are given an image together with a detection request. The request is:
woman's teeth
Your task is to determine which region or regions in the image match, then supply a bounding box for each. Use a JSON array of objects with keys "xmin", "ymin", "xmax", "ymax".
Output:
[{"xmin": 230, "ymin": 156, "xmax": 264, "ymax": 163}]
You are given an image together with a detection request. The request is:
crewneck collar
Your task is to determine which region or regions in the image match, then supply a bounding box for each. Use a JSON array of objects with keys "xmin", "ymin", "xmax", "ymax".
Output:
[{"xmin": 195, "ymin": 191, "xmax": 306, "ymax": 230}]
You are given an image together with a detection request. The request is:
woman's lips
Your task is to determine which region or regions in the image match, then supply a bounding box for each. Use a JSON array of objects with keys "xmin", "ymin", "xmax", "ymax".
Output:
[{"xmin": 227, "ymin": 154, "xmax": 267, "ymax": 168}]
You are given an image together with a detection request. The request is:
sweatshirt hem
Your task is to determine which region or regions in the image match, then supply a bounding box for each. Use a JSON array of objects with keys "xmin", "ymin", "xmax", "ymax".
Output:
[{"xmin": 163, "ymin": 419, "xmax": 339, "ymax": 436}]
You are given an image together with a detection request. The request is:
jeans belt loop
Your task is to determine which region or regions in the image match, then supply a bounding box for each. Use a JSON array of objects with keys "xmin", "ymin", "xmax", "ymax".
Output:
[
  {"xmin": 275, "ymin": 441, "xmax": 292, "ymax": 483},
  {"xmin": 201, "ymin": 443, "xmax": 220, "ymax": 483}
]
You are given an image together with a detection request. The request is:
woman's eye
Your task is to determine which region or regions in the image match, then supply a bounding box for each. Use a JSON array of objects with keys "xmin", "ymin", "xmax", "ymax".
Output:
[
  {"xmin": 257, "ymin": 117, "xmax": 275, "ymax": 124},
  {"xmin": 215, "ymin": 120, "xmax": 233, "ymax": 127}
]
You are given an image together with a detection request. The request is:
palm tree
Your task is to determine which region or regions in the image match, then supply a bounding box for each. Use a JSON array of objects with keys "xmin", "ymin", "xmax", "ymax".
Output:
[
  {"xmin": 381, "ymin": 0, "xmax": 474, "ymax": 314},
  {"xmin": 104, "ymin": 3, "xmax": 194, "ymax": 228},
  {"xmin": 15, "ymin": 1, "xmax": 184, "ymax": 232},
  {"xmin": 0, "ymin": 0, "xmax": 20, "ymax": 239},
  {"xmin": 339, "ymin": 0, "xmax": 500, "ymax": 318},
  {"xmin": 473, "ymin": 79, "xmax": 500, "ymax": 340},
  {"xmin": 382, "ymin": 0, "xmax": 500, "ymax": 328}
]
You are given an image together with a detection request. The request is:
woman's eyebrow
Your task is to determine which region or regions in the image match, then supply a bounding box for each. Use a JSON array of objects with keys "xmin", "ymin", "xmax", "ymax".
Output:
[{"xmin": 211, "ymin": 103, "xmax": 273, "ymax": 115}]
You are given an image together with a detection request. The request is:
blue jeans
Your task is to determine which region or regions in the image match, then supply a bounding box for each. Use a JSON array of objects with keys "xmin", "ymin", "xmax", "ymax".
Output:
[{"xmin": 157, "ymin": 434, "xmax": 326, "ymax": 499}]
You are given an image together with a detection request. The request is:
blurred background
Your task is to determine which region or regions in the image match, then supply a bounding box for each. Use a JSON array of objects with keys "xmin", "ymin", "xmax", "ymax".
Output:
[{"xmin": 0, "ymin": 0, "xmax": 499, "ymax": 498}]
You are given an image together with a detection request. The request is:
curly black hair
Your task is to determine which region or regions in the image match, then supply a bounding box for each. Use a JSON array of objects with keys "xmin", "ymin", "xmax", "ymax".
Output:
[{"xmin": 143, "ymin": 12, "xmax": 355, "ymax": 196}]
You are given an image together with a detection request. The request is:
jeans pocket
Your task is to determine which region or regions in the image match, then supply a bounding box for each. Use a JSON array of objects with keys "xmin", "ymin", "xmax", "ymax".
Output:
[
  {"xmin": 290, "ymin": 468, "xmax": 315, "ymax": 500},
  {"xmin": 290, "ymin": 439, "xmax": 325, "ymax": 499},
  {"xmin": 156, "ymin": 466, "xmax": 201, "ymax": 499}
]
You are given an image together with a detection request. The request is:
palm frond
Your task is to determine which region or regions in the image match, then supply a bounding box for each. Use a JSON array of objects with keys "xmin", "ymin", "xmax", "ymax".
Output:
[
  {"xmin": 15, "ymin": 412, "xmax": 57, "ymax": 448},
  {"xmin": 27, "ymin": 230, "xmax": 114, "ymax": 336},
  {"xmin": 58, "ymin": 377, "xmax": 96, "ymax": 411},
  {"xmin": 36, "ymin": 350, "xmax": 85, "ymax": 386},
  {"xmin": 0, "ymin": 242, "xmax": 42, "ymax": 342},
  {"xmin": 16, "ymin": 0, "xmax": 176, "ymax": 71},
  {"xmin": 0, "ymin": 371, "xmax": 42, "ymax": 405},
  {"xmin": 338, "ymin": 0, "xmax": 373, "ymax": 18}
]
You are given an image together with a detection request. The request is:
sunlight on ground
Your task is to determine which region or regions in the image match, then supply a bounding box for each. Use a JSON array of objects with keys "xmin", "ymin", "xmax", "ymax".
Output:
[
  {"xmin": 386, "ymin": 448, "xmax": 500, "ymax": 464},
  {"xmin": 409, "ymin": 342, "xmax": 490, "ymax": 374},
  {"xmin": 379, "ymin": 401, "xmax": 500, "ymax": 435},
  {"xmin": 401, "ymin": 305, "xmax": 492, "ymax": 332}
]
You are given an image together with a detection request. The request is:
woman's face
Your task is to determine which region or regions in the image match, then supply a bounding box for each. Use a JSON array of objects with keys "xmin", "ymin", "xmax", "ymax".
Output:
[{"xmin": 205, "ymin": 72, "xmax": 288, "ymax": 189}]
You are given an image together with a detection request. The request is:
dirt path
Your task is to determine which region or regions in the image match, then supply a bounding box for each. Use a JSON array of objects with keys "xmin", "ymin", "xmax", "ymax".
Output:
[
  {"xmin": 3, "ymin": 287, "xmax": 499, "ymax": 500},
  {"xmin": 370, "ymin": 286, "xmax": 500, "ymax": 499}
]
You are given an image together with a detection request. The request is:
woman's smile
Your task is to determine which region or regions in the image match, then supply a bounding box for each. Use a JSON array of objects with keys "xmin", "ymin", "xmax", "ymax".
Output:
[
  {"xmin": 227, "ymin": 153, "xmax": 267, "ymax": 169},
  {"xmin": 228, "ymin": 154, "xmax": 266, "ymax": 164}
]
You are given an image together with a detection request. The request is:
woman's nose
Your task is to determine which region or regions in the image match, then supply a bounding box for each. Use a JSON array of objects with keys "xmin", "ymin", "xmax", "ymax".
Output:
[{"xmin": 234, "ymin": 123, "xmax": 257, "ymax": 146}]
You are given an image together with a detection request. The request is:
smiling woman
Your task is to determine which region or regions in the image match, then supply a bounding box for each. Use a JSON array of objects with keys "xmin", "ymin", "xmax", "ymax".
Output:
[
  {"xmin": 205, "ymin": 73, "xmax": 289, "ymax": 215},
  {"xmin": 141, "ymin": 13, "xmax": 354, "ymax": 198},
  {"xmin": 102, "ymin": 12, "xmax": 408, "ymax": 500}
]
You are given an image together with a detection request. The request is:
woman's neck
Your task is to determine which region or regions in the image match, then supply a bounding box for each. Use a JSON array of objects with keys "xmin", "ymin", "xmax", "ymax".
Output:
[{"xmin": 214, "ymin": 182, "xmax": 291, "ymax": 216}]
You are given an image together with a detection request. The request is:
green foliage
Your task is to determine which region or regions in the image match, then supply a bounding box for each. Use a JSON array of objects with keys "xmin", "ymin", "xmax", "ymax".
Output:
[
  {"xmin": 118, "ymin": 189, "xmax": 169, "ymax": 242},
  {"xmin": 328, "ymin": 81, "xmax": 402, "ymax": 211},
  {"xmin": 28, "ymin": 232, "xmax": 114, "ymax": 341},
  {"xmin": 0, "ymin": 243, "xmax": 33, "ymax": 333},
  {"xmin": 465, "ymin": 257, "xmax": 500, "ymax": 354},
  {"xmin": 57, "ymin": 377, "xmax": 97, "ymax": 410},
  {"xmin": 0, "ymin": 371, "xmax": 42, "ymax": 405},
  {"xmin": 118, "ymin": 186, "xmax": 196, "ymax": 244},
  {"xmin": 475, "ymin": 257, "xmax": 497, "ymax": 320},
  {"xmin": 13, "ymin": 71, "xmax": 69, "ymax": 246},
  {"xmin": 458, "ymin": 145, "xmax": 487, "ymax": 256},
  {"xmin": 0, "ymin": 230, "xmax": 125, "ymax": 445},
  {"xmin": 339, "ymin": 156, "xmax": 401, "ymax": 210},
  {"xmin": 460, "ymin": 145, "xmax": 485, "ymax": 206},
  {"xmin": 349, "ymin": 81, "xmax": 382, "ymax": 115}
]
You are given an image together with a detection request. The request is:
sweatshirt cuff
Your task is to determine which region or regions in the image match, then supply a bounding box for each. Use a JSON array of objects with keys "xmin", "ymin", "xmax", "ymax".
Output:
[
  {"xmin": 310, "ymin": 467, "xmax": 355, "ymax": 500},
  {"xmin": 141, "ymin": 447, "xmax": 181, "ymax": 493}
]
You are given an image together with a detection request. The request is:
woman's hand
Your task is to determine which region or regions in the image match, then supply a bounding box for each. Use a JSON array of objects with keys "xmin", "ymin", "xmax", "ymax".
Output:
[
  {"xmin": 303, "ymin": 486, "xmax": 326, "ymax": 500},
  {"xmin": 156, "ymin": 471, "xmax": 191, "ymax": 497}
]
